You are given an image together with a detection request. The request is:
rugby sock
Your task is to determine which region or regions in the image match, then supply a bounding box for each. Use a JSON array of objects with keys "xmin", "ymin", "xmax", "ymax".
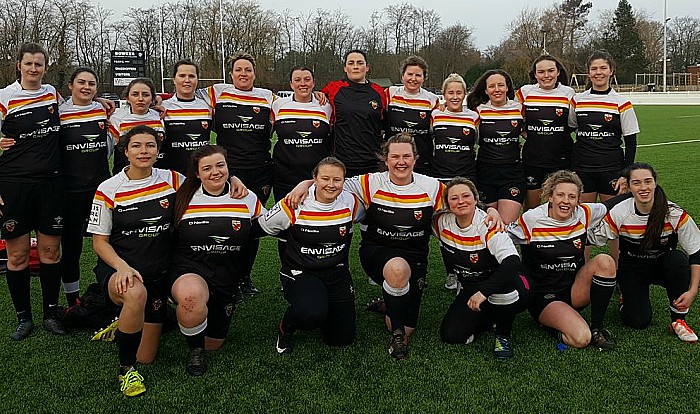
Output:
[
  {"xmin": 180, "ymin": 319, "xmax": 207, "ymax": 350},
  {"xmin": 382, "ymin": 280, "xmax": 410, "ymax": 330},
  {"xmin": 280, "ymin": 310, "xmax": 296, "ymax": 335},
  {"xmin": 62, "ymin": 273, "xmax": 80, "ymax": 306},
  {"xmin": 39, "ymin": 262, "xmax": 62, "ymax": 319},
  {"xmin": 590, "ymin": 275, "xmax": 616, "ymax": 329},
  {"xmin": 669, "ymin": 304, "xmax": 688, "ymax": 322},
  {"xmin": 118, "ymin": 329, "xmax": 143, "ymax": 368},
  {"xmin": 6, "ymin": 267, "xmax": 32, "ymax": 321},
  {"xmin": 492, "ymin": 303, "xmax": 518, "ymax": 337}
]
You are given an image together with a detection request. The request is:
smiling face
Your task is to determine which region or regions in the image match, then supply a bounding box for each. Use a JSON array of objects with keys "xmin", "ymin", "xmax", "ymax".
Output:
[
  {"xmin": 69, "ymin": 71, "xmax": 98, "ymax": 106},
  {"xmin": 126, "ymin": 83, "xmax": 153, "ymax": 115},
  {"xmin": 197, "ymin": 153, "xmax": 229, "ymax": 194},
  {"xmin": 402, "ymin": 65, "xmax": 424, "ymax": 94},
  {"xmin": 290, "ymin": 69, "xmax": 315, "ymax": 102},
  {"xmin": 548, "ymin": 182, "xmax": 580, "ymax": 221},
  {"xmin": 444, "ymin": 81, "xmax": 466, "ymax": 112},
  {"xmin": 125, "ymin": 133, "xmax": 159, "ymax": 170},
  {"xmin": 173, "ymin": 64, "xmax": 198, "ymax": 99},
  {"xmin": 588, "ymin": 58, "xmax": 613, "ymax": 91},
  {"xmin": 343, "ymin": 52, "xmax": 368, "ymax": 83},
  {"xmin": 231, "ymin": 59, "xmax": 255, "ymax": 91},
  {"xmin": 485, "ymin": 73, "xmax": 508, "ymax": 107},
  {"xmin": 313, "ymin": 164, "xmax": 345, "ymax": 204},
  {"xmin": 17, "ymin": 52, "xmax": 46, "ymax": 89},
  {"xmin": 385, "ymin": 142, "xmax": 415, "ymax": 185},
  {"xmin": 628, "ymin": 168, "xmax": 656, "ymax": 208},
  {"xmin": 447, "ymin": 184, "xmax": 477, "ymax": 220},
  {"xmin": 535, "ymin": 59, "xmax": 559, "ymax": 90}
]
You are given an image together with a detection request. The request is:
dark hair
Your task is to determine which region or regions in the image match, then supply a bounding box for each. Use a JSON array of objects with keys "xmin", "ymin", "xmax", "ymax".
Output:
[
  {"xmin": 378, "ymin": 132, "xmax": 419, "ymax": 171},
  {"xmin": 443, "ymin": 176, "xmax": 480, "ymax": 209},
  {"xmin": 123, "ymin": 77, "xmax": 157, "ymax": 103},
  {"xmin": 529, "ymin": 55, "xmax": 568, "ymax": 86},
  {"xmin": 16, "ymin": 42, "xmax": 49, "ymax": 81},
  {"xmin": 118, "ymin": 125, "xmax": 161, "ymax": 152},
  {"xmin": 289, "ymin": 65, "xmax": 315, "ymax": 81},
  {"xmin": 230, "ymin": 52, "xmax": 256, "ymax": 71},
  {"xmin": 174, "ymin": 145, "xmax": 228, "ymax": 224},
  {"xmin": 172, "ymin": 59, "xmax": 199, "ymax": 78},
  {"xmin": 312, "ymin": 156, "xmax": 345, "ymax": 178},
  {"xmin": 69, "ymin": 67, "xmax": 98, "ymax": 84},
  {"xmin": 623, "ymin": 163, "xmax": 668, "ymax": 251},
  {"xmin": 585, "ymin": 49, "xmax": 616, "ymax": 89},
  {"xmin": 401, "ymin": 55, "xmax": 428, "ymax": 78},
  {"xmin": 344, "ymin": 49, "xmax": 367, "ymax": 64},
  {"xmin": 466, "ymin": 69, "xmax": 515, "ymax": 110}
]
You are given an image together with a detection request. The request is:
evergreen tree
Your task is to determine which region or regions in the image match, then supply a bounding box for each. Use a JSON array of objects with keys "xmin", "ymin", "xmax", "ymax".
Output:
[{"xmin": 600, "ymin": 0, "xmax": 648, "ymax": 84}]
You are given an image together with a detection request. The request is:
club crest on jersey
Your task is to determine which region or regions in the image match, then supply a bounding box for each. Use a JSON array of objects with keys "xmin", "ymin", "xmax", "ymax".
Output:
[
  {"xmin": 660, "ymin": 237, "xmax": 669, "ymax": 245},
  {"xmin": 419, "ymin": 111, "xmax": 427, "ymax": 119},
  {"xmin": 470, "ymin": 253, "xmax": 479, "ymax": 263},
  {"xmin": 339, "ymin": 226, "xmax": 347, "ymax": 237},
  {"xmin": 159, "ymin": 199, "xmax": 169, "ymax": 209},
  {"xmin": 54, "ymin": 216, "xmax": 63, "ymax": 226},
  {"xmin": 152, "ymin": 299, "xmax": 163, "ymax": 311},
  {"xmin": 609, "ymin": 179, "xmax": 618, "ymax": 189},
  {"xmin": 4, "ymin": 220, "xmax": 17, "ymax": 232},
  {"xmin": 509, "ymin": 187, "xmax": 520, "ymax": 197},
  {"xmin": 98, "ymin": 121, "xmax": 105, "ymax": 129},
  {"xmin": 555, "ymin": 108, "xmax": 564, "ymax": 117},
  {"xmin": 225, "ymin": 303, "xmax": 235, "ymax": 317},
  {"xmin": 313, "ymin": 120, "xmax": 320, "ymax": 128},
  {"xmin": 232, "ymin": 219, "xmax": 241, "ymax": 231},
  {"xmin": 201, "ymin": 121, "xmax": 209, "ymax": 130},
  {"xmin": 253, "ymin": 106, "xmax": 260, "ymax": 114},
  {"xmin": 414, "ymin": 210, "xmax": 423, "ymax": 220},
  {"xmin": 511, "ymin": 120, "xmax": 518, "ymax": 128},
  {"xmin": 48, "ymin": 106, "xmax": 54, "ymax": 114},
  {"xmin": 573, "ymin": 239, "xmax": 582, "ymax": 249},
  {"xmin": 370, "ymin": 100, "xmax": 378, "ymax": 110},
  {"xmin": 463, "ymin": 128, "xmax": 471, "ymax": 136},
  {"xmin": 604, "ymin": 114, "xmax": 613, "ymax": 122}
]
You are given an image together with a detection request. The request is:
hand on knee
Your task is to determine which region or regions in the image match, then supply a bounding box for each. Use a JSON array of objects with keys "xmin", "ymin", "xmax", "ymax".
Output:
[{"xmin": 121, "ymin": 283, "xmax": 148, "ymax": 310}]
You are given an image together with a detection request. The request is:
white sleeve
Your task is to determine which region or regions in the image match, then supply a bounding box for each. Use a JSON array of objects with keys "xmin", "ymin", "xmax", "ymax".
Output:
[
  {"xmin": 258, "ymin": 199, "xmax": 294, "ymax": 235},
  {"xmin": 87, "ymin": 188, "xmax": 113, "ymax": 236},
  {"xmin": 568, "ymin": 98, "xmax": 578, "ymax": 129},
  {"xmin": 507, "ymin": 220, "xmax": 528, "ymax": 245},
  {"xmin": 487, "ymin": 230, "xmax": 519, "ymax": 262},
  {"xmin": 588, "ymin": 214, "xmax": 618, "ymax": 246},
  {"xmin": 675, "ymin": 211, "xmax": 700, "ymax": 257},
  {"xmin": 619, "ymin": 101, "xmax": 640, "ymax": 136}
]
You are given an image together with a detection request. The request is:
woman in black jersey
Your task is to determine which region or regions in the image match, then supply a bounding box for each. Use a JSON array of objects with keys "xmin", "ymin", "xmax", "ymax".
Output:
[
  {"xmin": 59, "ymin": 67, "xmax": 111, "ymax": 307},
  {"xmin": 467, "ymin": 69, "xmax": 524, "ymax": 224},
  {"xmin": 0, "ymin": 42, "xmax": 67, "ymax": 340},
  {"xmin": 170, "ymin": 145, "xmax": 262, "ymax": 375}
]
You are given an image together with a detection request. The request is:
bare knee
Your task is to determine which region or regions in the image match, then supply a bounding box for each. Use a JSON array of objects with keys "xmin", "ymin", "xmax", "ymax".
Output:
[
  {"xmin": 565, "ymin": 328, "xmax": 592, "ymax": 349},
  {"xmin": 383, "ymin": 258, "xmax": 410, "ymax": 288},
  {"xmin": 7, "ymin": 248, "xmax": 30, "ymax": 269},
  {"xmin": 38, "ymin": 243, "xmax": 61, "ymax": 263},
  {"xmin": 121, "ymin": 282, "xmax": 147, "ymax": 309},
  {"xmin": 591, "ymin": 254, "xmax": 616, "ymax": 277}
]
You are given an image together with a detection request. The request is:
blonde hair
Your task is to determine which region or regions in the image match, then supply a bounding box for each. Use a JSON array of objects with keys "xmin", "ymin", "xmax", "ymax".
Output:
[
  {"xmin": 541, "ymin": 170, "xmax": 583, "ymax": 203},
  {"xmin": 442, "ymin": 73, "xmax": 466, "ymax": 94}
]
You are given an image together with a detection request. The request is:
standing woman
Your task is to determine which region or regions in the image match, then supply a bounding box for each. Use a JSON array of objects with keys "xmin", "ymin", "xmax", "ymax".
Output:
[
  {"xmin": 171, "ymin": 145, "xmax": 263, "ymax": 375},
  {"xmin": 259, "ymin": 157, "xmax": 364, "ymax": 354},
  {"xmin": 516, "ymin": 55, "xmax": 576, "ymax": 210},
  {"xmin": 59, "ymin": 67, "xmax": 111, "ymax": 306},
  {"xmin": 0, "ymin": 42, "xmax": 67, "ymax": 340},
  {"xmin": 110, "ymin": 77, "xmax": 165, "ymax": 175},
  {"xmin": 161, "ymin": 59, "xmax": 212, "ymax": 174},
  {"xmin": 88, "ymin": 125, "xmax": 182, "ymax": 396},
  {"xmin": 385, "ymin": 56, "xmax": 439, "ymax": 175},
  {"xmin": 467, "ymin": 69, "xmax": 524, "ymax": 224},
  {"xmin": 590, "ymin": 163, "xmax": 700, "ymax": 342}
]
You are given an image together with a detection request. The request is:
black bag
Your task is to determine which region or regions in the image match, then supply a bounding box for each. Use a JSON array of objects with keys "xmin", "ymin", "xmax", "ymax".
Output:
[{"xmin": 59, "ymin": 283, "xmax": 119, "ymax": 330}]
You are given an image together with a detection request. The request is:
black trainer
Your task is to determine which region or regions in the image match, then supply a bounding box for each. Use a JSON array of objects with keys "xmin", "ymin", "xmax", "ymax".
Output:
[
  {"xmin": 366, "ymin": 298, "xmax": 387, "ymax": 315},
  {"xmin": 239, "ymin": 279, "xmax": 259, "ymax": 296},
  {"xmin": 276, "ymin": 329, "xmax": 294, "ymax": 355},
  {"xmin": 388, "ymin": 328, "xmax": 408, "ymax": 360},
  {"xmin": 590, "ymin": 328, "xmax": 615, "ymax": 351},
  {"xmin": 186, "ymin": 348, "xmax": 207, "ymax": 376},
  {"xmin": 42, "ymin": 317, "xmax": 68, "ymax": 335},
  {"xmin": 10, "ymin": 319, "xmax": 34, "ymax": 341}
]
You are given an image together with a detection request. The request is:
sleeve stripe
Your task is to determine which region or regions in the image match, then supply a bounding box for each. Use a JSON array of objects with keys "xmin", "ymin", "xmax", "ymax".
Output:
[
  {"xmin": 361, "ymin": 174, "xmax": 372, "ymax": 207},
  {"xmin": 434, "ymin": 182, "xmax": 444, "ymax": 211},
  {"xmin": 604, "ymin": 212, "xmax": 619, "ymax": 234},
  {"xmin": 518, "ymin": 216, "xmax": 531, "ymax": 241},
  {"xmin": 351, "ymin": 194, "xmax": 360, "ymax": 220},
  {"xmin": 280, "ymin": 199, "xmax": 296, "ymax": 224},
  {"xmin": 94, "ymin": 190, "xmax": 114, "ymax": 209},
  {"xmin": 676, "ymin": 211, "xmax": 689, "ymax": 232},
  {"xmin": 171, "ymin": 170, "xmax": 180, "ymax": 190},
  {"xmin": 254, "ymin": 199, "xmax": 262, "ymax": 217},
  {"xmin": 581, "ymin": 204, "xmax": 591, "ymax": 230}
]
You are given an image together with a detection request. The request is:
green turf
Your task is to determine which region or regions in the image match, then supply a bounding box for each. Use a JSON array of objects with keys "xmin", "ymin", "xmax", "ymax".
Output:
[{"xmin": 1, "ymin": 105, "xmax": 699, "ymax": 412}]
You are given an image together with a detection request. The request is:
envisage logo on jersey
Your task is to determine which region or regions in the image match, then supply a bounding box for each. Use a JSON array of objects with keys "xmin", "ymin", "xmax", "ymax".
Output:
[{"xmin": 121, "ymin": 216, "xmax": 170, "ymax": 238}]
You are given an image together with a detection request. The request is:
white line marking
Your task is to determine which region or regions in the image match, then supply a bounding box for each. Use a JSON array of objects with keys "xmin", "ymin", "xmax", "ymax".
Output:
[
  {"xmin": 638, "ymin": 140, "xmax": 700, "ymax": 148},
  {"xmin": 676, "ymin": 115, "xmax": 700, "ymax": 118}
]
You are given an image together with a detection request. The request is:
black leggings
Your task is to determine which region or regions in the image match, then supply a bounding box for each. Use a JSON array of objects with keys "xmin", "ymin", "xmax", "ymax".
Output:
[
  {"xmin": 280, "ymin": 267, "xmax": 356, "ymax": 346},
  {"xmin": 60, "ymin": 190, "xmax": 95, "ymax": 294},
  {"xmin": 618, "ymin": 250, "xmax": 691, "ymax": 329}
]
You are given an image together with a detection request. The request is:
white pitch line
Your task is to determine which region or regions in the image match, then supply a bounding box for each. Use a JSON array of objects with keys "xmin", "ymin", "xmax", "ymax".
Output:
[
  {"xmin": 675, "ymin": 114, "xmax": 700, "ymax": 118},
  {"xmin": 638, "ymin": 140, "xmax": 700, "ymax": 148}
]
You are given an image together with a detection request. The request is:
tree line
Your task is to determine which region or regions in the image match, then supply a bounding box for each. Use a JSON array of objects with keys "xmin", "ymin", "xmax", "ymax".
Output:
[{"xmin": 1, "ymin": 0, "xmax": 698, "ymax": 95}]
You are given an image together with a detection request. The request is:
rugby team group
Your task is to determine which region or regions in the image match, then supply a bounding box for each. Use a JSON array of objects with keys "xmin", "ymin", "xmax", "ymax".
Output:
[{"xmin": 0, "ymin": 41, "xmax": 698, "ymax": 397}]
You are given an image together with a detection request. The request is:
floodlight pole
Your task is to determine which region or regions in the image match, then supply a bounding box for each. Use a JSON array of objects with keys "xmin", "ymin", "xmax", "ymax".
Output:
[
  {"xmin": 220, "ymin": 0, "xmax": 226, "ymax": 83},
  {"xmin": 159, "ymin": 5, "xmax": 165, "ymax": 93},
  {"xmin": 663, "ymin": 0, "xmax": 668, "ymax": 92}
]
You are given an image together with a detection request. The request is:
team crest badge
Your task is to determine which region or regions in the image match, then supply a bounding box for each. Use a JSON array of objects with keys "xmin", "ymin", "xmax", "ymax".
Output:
[
  {"xmin": 604, "ymin": 114, "xmax": 613, "ymax": 122},
  {"xmin": 48, "ymin": 106, "xmax": 54, "ymax": 114},
  {"xmin": 555, "ymin": 108, "xmax": 564, "ymax": 117},
  {"xmin": 152, "ymin": 299, "xmax": 163, "ymax": 311},
  {"xmin": 470, "ymin": 253, "xmax": 479, "ymax": 264},
  {"xmin": 253, "ymin": 106, "xmax": 260, "ymax": 114},
  {"xmin": 232, "ymin": 220, "xmax": 241, "ymax": 231},
  {"xmin": 225, "ymin": 303, "xmax": 235, "ymax": 317},
  {"xmin": 98, "ymin": 121, "xmax": 105, "ymax": 129},
  {"xmin": 4, "ymin": 219, "xmax": 17, "ymax": 233},
  {"xmin": 417, "ymin": 278, "xmax": 426, "ymax": 290},
  {"xmin": 339, "ymin": 226, "xmax": 347, "ymax": 237},
  {"xmin": 660, "ymin": 237, "xmax": 669, "ymax": 245},
  {"xmin": 573, "ymin": 239, "xmax": 582, "ymax": 249},
  {"xmin": 370, "ymin": 100, "xmax": 378, "ymax": 110},
  {"xmin": 419, "ymin": 112, "xmax": 427, "ymax": 119},
  {"xmin": 159, "ymin": 199, "xmax": 169, "ymax": 209},
  {"xmin": 509, "ymin": 187, "xmax": 520, "ymax": 197},
  {"xmin": 463, "ymin": 128, "xmax": 470, "ymax": 136},
  {"xmin": 609, "ymin": 179, "xmax": 618, "ymax": 189},
  {"xmin": 312, "ymin": 120, "xmax": 320, "ymax": 128},
  {"xmin": 414, "ymin": 210, "xmax": 423, "ymax": 220},
  {"xmin": 511, "ymin": 120, "xmax": 518, "ymax": 128},
  {"xmin": 201, "ymin": 121, "xmax": 209, "ymax": 129}
]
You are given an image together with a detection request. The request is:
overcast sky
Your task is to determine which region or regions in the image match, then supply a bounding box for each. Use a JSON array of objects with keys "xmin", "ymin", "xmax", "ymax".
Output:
[{"xmin": 95, "ymin": 0, "xmax": 698, "ymax": 50}]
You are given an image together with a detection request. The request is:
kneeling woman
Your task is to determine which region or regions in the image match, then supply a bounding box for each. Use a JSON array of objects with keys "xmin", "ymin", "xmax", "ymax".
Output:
[
  {"xmin": 434, "ymin": 177, "xmax": 529, "ymax": 359},
  {"xmin": 591, "ymin": 163, "xmax": 700, "ymax": 342},
  {"xmin": 88, "ymin": 126, "xmax": 183, "ymax": 396},
  {"xmin": 259, "ymin": 157, "xmax": 364, "ymax": 354},
  {"xmin": 170, "ymin": 145, "xmax": 263, "ymax": 375}
]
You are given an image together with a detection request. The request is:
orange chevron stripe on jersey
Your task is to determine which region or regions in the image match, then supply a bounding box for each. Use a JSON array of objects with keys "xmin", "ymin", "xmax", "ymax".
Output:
[
  {"xmin": 532, "ymin": 222, "xmax": 585, "ymax": 238},
  {"xmin": 120, "ymin": 120, "xmax": 163, "ymax": 132},
  {"xmin": 390, "ymin": 95, "xmax": 434, "ymax": 109},
  {"xmin": 164, "ymin": 108, "xmax": 211, "ymax": 117},
  {"xmin": 676, "ymin": 211, "xmax": 690, "ymax": 231},
  {"xmin": 253, "ymin": 199, "xmax": 262, "ymax": 218},
  {"xmin": 620, "ymin": 222, "xmax": 674, "ymax": 235},
  {"xmin": 0, "ymin": 102, "xmax": 7, "ymax": 117},
  {"xmin": 8, "ymin": 93, "xmax": 55, "ymax": 110},
  {"xmin": 516, "ymin": 89, "xmax": 525, "ymax": 103},
  {"xmin": 478, "ymin": 109, "xmax": 522, "ymax": 117},
  {"xmin": 441, "ymin": 229, "xmax": 483, "ymax": 247},
  {"xmin": 431, "ymin": 114, "xmax": 477, "ymax": 127},
  {"xmin": 518, "ymin": 216, "xmax": 532, "ymax": 241},
  {"xmin": 581, "ymin": 204, "xmax": 591, "ymax": 229},
  {"xmin": 219, "ymin": 91, "xmax": 268, "ymax": 105},
  {"xmin": 434, "ymin": 184, "xmax": 444, "ymax": 210},
  {"xmin": 523, "ymin": 95, "xmax": 570, "ymax": 106},
  {"xmin": 374, "ymin": 189, "xmax": 430, "ymax": 204},
  {"xmin": 60, "ymin": 108, "xmax": 107, "ymax": 122},
  {"xmin": 185, "ymin": 203, "xmax": 250, "ymax": 215},
  {"xmin": 277, "ymin": 108, "xmax": 329, "ymax": 120},
  {"xmin": 360, "ymin": 174, "xmax": 372, "ymax": 206},
  {"xmin": 280, "ymin": 199, "xmax": 296, "ymax": 224},
  {"xmin": 573, "ymin": 101, "xmax": 618, "ymax": 111},
  {"xmin": 170, "ymin": 170, "xmax": 181, "ymax": 190},
  {"xmin": 115, "ymin": 181, "xmax": 172, "ymax": 202},
  {"xmin": 604, "ymin": 212, "xmax": 619, "ymax": 234},
  {"xmin": 485, "ymin": 227, "xmax": 499, "ymax": 244},
  {"xmin": 351, "ymin": 194, "xmax": 360, "ymax": 220},
  {"xmin": 619, "ymin": 101, "xmax": 633, "ymax": 113},
  {"xmin": 298, "ymin": 208, "xmax": 351, "ymax": 221},
  {"xmin": 94, "ymin": 190, "xmax": 115, "ymax": 209}
]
